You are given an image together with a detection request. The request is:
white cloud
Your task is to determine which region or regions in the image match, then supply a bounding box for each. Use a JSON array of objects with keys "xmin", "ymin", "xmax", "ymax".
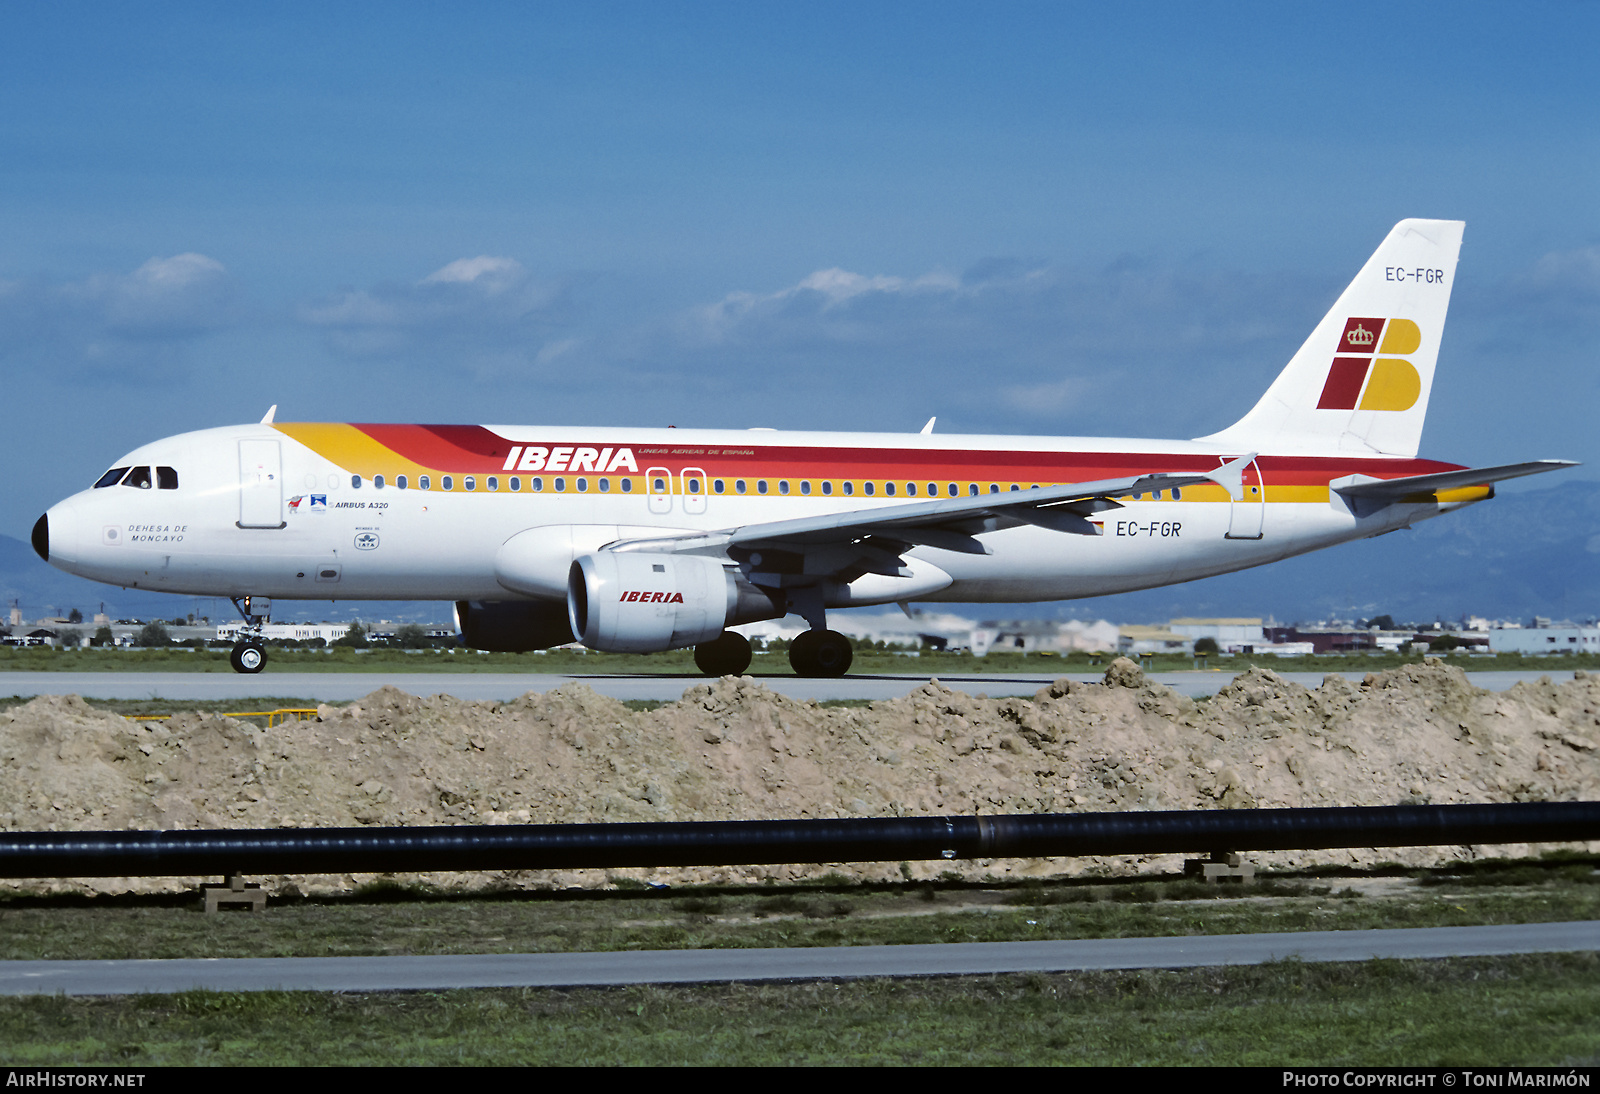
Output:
[
  {"xmin": 535, "ymin": 336, "xmax": 583, "ymax": 365},
  {"xmin": 420, "ymin": 255, "xmax": 526, "ymax": 287},
  {"xmin": 651, "ymin": 256, "xmax": 1321, "ymax": 436},
  {"xmin": 1461, "ymin": 244, "xmax": 1600, "ymax": 362},
  {"xmin": 282, "ymin": 249, "xmax": 1326, "ymax": 437},
  {"xmin": 80, "ymin": 252, "xmax": 232, "ymax": 336},
  {"xmin": 793, "ymin": 267, "xmax": 959, "ymax": 302},
  {"xmin": 0, "ymin": 253, "xmax": 234, "ymax": 377},
  {"xmin": 301, "ymin": 255, "xmax": 564, "ymax": 366},
  {"xmin": 133, "ymin": 252, "xmax": 226, "ymax": 286},
  {"xmin": 300, "ymin": 290, "xmax": 406, "ymax": 329},
  {"xmin": 691, "ymin": 266, "xmax": 969, "ymax": 343},
  {"xmin": 1521, "ymin": 245, "xmax": 1600, "ymax": 305},
  {"xmin": 997, "ymin": 377, "xmax": 1090, "ymax": 415}
]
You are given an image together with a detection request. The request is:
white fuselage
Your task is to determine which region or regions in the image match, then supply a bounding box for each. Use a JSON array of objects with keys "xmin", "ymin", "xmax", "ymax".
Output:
[{"xmin": 38, "ymin": 421, "xmax": 1472, "ymax": 609}]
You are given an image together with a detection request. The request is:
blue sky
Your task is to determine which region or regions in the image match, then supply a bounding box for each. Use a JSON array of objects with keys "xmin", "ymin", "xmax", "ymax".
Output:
[{"xmin": 3, "ymin": 2, "xmax": 1596, "ymax": 546}]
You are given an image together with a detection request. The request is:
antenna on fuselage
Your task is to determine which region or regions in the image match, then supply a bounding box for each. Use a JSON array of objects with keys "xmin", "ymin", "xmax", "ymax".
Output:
[
  {"xmin": 260, "ymin": 405, "xmax": 278, "ymax": 424},
  {"xmin": 920, "ymin": 417, "xmax": 936, "ymax": 434}
]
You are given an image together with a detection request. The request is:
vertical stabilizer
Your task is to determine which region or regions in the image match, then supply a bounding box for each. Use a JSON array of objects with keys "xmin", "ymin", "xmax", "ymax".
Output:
[{"xmin": 1199, "ymin": 219, "xmax": 1464, "ymax": 457}]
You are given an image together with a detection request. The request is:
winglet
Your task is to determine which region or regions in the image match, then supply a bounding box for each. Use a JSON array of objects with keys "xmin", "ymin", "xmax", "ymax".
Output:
[
  {"xmin": 260, "ymin": 404, "xmax": 278, "ymax": 425},
  {"xmin": 1208, "ymin": 453, "xmax": 1256, "ymax": 502},
  {"xmin": 920, "ymin": 417, "xmax": 936, "ymax": 434}
]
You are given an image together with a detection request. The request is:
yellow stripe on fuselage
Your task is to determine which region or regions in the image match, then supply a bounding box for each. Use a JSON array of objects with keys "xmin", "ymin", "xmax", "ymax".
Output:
[
  {"xmin": 1120, "ymin": 483, "xmax": 1333, "ymax": 504},
  {"xmin": 273, "ymin": 423, "xmax": 431, "ymax": 481}
]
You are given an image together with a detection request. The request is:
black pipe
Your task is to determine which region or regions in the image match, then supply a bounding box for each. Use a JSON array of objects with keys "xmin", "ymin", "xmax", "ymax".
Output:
[{"xmin": 0, "ymin": 802, "xmax": 1595, "ymax": 879}]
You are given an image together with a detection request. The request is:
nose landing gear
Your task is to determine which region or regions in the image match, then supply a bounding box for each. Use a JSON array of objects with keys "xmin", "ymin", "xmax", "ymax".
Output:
[
  {"xmin": 230, "ymin": 641, "xmax": 266, "ymax": 674},
  {"xmin": 228, "ymin": 595, "xmax": 272, "ymax": 675}
]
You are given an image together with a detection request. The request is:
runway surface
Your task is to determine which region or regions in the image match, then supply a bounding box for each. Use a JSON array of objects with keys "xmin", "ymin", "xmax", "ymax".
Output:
[
  {"xmin": 1, "ymin": 921, "xmax": 1594, "ymax": 996},
  {"xmin": 0, "ymin": 669, "xmax": 1578, "ymax": 703}
]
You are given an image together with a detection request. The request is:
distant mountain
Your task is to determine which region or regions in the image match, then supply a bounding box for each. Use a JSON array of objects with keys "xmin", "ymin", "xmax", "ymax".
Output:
[
  {"xmin": 0, "ymin": 535, "xmax": 189, "ymax": 621},
  {"xmin": 5, "ymin": 478, "xmax": 1595, "ymax": 630},
  {"xmin": 1033, "ymin": 477, "xmax": 1600, "ymax": 625},
  {"xmin": 0, "ymin": 536, "xmax": 443, "ymax": 626}
]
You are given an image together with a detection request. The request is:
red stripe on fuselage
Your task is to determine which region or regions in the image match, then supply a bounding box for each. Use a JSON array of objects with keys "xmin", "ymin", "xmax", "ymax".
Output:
[
  {"xmin": 351, "ymin": 424, "xmax": 515, "ymax": 471},
  {"xmin": 341, "ymin": 427, "xmax": 1463, "ymax": 483}
]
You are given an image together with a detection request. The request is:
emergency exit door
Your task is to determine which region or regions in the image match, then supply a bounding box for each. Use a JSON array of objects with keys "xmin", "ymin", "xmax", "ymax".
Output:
[{"xmin": 681, "ymin": 467, "xmax": 707, "ymax": 514}]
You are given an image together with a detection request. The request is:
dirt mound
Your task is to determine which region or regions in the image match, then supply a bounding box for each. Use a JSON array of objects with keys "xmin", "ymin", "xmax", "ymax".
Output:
[{"xmin": 2, "ymin": 659, "xmax": 1595, "ymax": 894}]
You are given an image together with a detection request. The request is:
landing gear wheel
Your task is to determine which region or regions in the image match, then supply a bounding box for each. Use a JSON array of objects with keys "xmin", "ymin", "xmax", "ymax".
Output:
[
  {"xmin": 230, "ymin": 641, "xmax": 266, "ymax": 674},
  {"xmin": 694, "ymin": 631, "xmax": 753, "ymax": 676},
  {"xmin": 788, "ymin": 629, "xmax": 853, "ymax": 677}
]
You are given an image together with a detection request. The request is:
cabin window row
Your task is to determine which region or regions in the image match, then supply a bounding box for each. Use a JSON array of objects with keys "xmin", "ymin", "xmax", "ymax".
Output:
[
  {"xmin": 350, "ymin": 474, "xmax": 640, "ymax": 494},
  {"xmin": 344, "ymin": 475, "xmax": 1046, "ymax": 496},
  {"xmin": 340, "ymin": 475, "xmax": 1182, "ymax": 501},
  {"xmin": 713, "ymin": 480, "xmax": 1023, "ymax": 497}
]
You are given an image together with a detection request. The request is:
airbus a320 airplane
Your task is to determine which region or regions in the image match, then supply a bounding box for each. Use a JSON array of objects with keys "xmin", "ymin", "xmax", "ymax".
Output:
[{"xmin": 32, "ymin": 220, "xmax": 1575, "ymax": 676}]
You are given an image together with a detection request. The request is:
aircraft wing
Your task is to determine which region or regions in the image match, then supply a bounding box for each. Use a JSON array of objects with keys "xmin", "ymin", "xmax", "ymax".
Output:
[
  {"xmin": 1331, "ymin": 459, "xmax": 1578, "ymax": 503},
  {"xmin": 604, "ymin": 455, "xmax": 1256, "ymax": 581}
]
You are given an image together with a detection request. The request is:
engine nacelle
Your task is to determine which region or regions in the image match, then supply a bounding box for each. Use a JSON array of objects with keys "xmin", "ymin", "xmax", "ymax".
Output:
[
  {"xmin": 568, "ymin": 552, "xmax": 784, "ymax": 653},
  {"xmin": 455, "ymin": 599, "xmax": 575, "ymax": 652}
]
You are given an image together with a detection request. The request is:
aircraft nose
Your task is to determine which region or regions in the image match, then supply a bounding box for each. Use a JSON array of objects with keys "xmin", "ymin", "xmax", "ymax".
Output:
[{"xmin": 35, "ymin": 499, "xmax": 82, "ymax": 573}]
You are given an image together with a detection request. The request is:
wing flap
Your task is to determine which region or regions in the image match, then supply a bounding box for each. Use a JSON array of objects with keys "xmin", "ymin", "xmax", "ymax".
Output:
[
  {"xmin": 720, "ymin": 457, "xmax": 1254, "ymax": 551},
  {"xmin": 604, "ymin": 456, "xmax": 1256, "ymax": 583}
]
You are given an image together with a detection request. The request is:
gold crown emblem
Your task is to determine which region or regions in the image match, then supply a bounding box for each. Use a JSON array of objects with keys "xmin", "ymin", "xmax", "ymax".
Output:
[{"xmin": 1347, "ymin": 324, "xmax": 1375, "ymax": 346}]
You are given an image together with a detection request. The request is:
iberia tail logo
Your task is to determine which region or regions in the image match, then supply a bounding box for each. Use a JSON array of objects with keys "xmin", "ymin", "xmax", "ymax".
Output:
[{"xmin": 1317, "ymin": 317, "xmax": 1422, "ymax": 411}]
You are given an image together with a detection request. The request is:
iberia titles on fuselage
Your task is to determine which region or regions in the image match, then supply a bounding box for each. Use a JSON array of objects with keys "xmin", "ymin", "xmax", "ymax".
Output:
[{"xmin": 31, "ymin": 219, "xmax": 1577, "ymax": 676}]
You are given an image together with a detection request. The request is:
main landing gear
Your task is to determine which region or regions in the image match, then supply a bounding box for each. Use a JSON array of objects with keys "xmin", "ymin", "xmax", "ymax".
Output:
[
  {"xmin": 691, "ymin": 591, "xmax": 853, "ymax": 678},
  {"xmin": 690, "ymin": 628, "xmax": 854, "ymax": 677},
  {"xmin": 694, "ymin": 630, "xmax": 752, "ymax": 676},
  {"xmin": 788, "ymin": 629, "xmax": 853, "ymax": 677},
  {"xmin": 228, "ymin": 595, "xmax": 270, "ymax": 675}
]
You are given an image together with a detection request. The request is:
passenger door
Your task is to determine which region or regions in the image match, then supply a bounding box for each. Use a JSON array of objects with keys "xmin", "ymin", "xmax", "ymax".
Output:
[
  {"xmin": 681, "ymin": 467, "xmax": 707, "ymax": 515},
  {"xmin": 238, "ymin": 440, "xmax": 285, "ymax": 529}
]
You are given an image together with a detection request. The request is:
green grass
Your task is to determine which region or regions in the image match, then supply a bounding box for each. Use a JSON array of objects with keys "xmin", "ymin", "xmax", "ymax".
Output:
[
  {"xmin": 2, "ymin": 860, "xmax": 1595, "ymax": 1064},
  {"xmin": 3, "ymin": 643, "xmax": 1597, "ymax": 676},
  {"xmin": 0, "ymin": 695, "xmax": 890, "ymax": 718},
  {"xmin": 1, "ymin": 858, "xmax": 1594, "ymax": 962},
  {"xmin": 2, "ymin": 954, "xmax": 1596, "ymax": 1065}
]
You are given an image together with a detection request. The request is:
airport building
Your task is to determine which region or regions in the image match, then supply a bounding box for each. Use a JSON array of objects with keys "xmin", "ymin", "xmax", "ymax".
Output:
[
  {"xmin": 1116, "ymin": 624, "xmax": 1192, "ymax": 655},
  {"xmin": 216, "ymin": 622, "xmax": 353, "ymax": 644},
  {"xmin": 1487, "ymin": 622, "xmax": 1600, "ymax": 654},
  {"xmin": 1169, "ymin": 618, "xmax": 1266, "ymax": 650},
  {"xmin": 1263, "ymin": 625, "xmax": 1423, "ymax": 653}
]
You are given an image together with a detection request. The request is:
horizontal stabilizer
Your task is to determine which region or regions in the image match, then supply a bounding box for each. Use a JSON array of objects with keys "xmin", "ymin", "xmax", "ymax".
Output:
[{"xmin": 1332, "ymin": 459, "xmax": 1579, "ymax": 502}]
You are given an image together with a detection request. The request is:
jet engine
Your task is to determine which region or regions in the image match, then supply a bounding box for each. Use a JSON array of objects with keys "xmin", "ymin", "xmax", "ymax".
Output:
[
  {"xmin": 455, "ymin": 599, "xmax": 576, "ymax": 652},
  {"xmin": 568, "ymin": 552, "xmax": 783, "ymax": 653}
]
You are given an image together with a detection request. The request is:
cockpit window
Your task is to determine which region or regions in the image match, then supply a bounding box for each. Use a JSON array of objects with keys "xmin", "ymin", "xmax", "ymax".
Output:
[
  {"xmin": 156, "ymin": 466, "xmax": 178, "ymax": 490},
  {"xmin": 122, "ymin": 466, "xmax": 153, "ymax": 489},
  {"xmin": 94, "ymin": 467, "xmax": 130, "ymax": 488}
]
